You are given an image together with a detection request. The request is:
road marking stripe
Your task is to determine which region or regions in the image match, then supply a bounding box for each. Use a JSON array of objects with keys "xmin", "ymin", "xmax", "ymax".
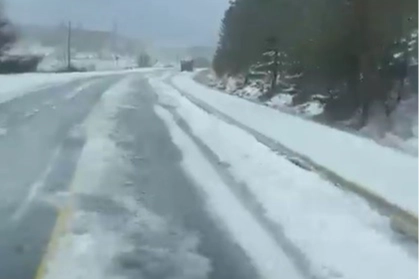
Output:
[{"xmin": 33, "ymin": 202, "xmax": 73, "ymax": 279}]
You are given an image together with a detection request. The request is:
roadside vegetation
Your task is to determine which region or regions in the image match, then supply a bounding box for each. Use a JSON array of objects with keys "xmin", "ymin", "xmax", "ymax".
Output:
[{"xmin": 213, "ymin": 0, "xmax": 418, "ymax": 126}]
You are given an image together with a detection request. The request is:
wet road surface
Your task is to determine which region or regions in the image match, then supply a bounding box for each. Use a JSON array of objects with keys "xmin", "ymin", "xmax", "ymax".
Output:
[{"xmin": 0, "ymin": 75, "xmax": 121, "ymax": 278}]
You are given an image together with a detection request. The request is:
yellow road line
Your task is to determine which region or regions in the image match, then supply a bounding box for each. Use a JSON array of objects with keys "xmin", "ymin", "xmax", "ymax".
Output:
[
  {"xmin": 33, "ymin": 202, "xmax": 73, "ymax": 279},
  {"xmin": 33, "ymin": 115, "xmax": 87, "ymax": 279}
]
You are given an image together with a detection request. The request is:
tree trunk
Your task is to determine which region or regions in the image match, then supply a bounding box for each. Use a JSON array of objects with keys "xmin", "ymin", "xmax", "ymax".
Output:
[{"xmin": 269, "ymin": 49, "xmax": 279, "ymax": 96}]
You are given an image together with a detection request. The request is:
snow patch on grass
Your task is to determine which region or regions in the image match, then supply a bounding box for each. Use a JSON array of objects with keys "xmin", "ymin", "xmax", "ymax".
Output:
[
  {"xmin": 267, "ymin": 94, "xmax": 293, "ymax": 108},
  {"xmin": 213, "ymin": 74, "xmax": 324, "ymax": 116},
  {"xmin": 295, "ymin": 101, "xmax": 324, "ymax": 116}
]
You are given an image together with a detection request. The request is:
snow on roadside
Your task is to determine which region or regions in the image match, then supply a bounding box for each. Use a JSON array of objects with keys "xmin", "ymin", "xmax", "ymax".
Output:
[
  {"xmin": 265, "ymin": 93, "xmax": 325, "ymax": 117},
  {"xmin": 43, "ymin": 76, "xmax": 210, "ymax": 279},
  {"xmin": 211, "ymin": 73, "xmax": 324, "ymax": 116},
  {"xmin": 267, "ymin": 93, "xmax": 293, "ymax": 108},
  {"xmin": 403, "ymin": 137, "xmax": 418, "ymax": 154},
  {"xmin": 0, "ymin": 74, "xmax": 84, "ymax": 104},
  {"xmin": 0, "ymin": 68, "xmax": 157, "ymax": 105},
  {"xmin": 206, "ymin": 72, "xmax": 416, "ymax": 154},
  {"xmin": 295, "ymin": 101, "xmax": 324, "ymax": 116},
  {"xmin": 151, "ymin": 78, "xmax": 418, "ymax": 279},
  {"xmin": 153, "ymin": 105, "xmax": 304, "ymax": 279},
  {"xmin": 172, "ymin": 73, "xmax": 418, "ymax": 216}
]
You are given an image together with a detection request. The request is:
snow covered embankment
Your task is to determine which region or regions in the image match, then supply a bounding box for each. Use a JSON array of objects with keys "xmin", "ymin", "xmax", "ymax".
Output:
[
  {"xmin": 202, "ymin": 72, "xmax": 418, "ymax": 156},
  {"xmin": 150, "ymin": 77, "xmax": 418, "ymax": 279},
  {"xmin": 204, "ymin": 73, "xmax": 325, "ymax": 117},
  {"xmin": 172, "ymin": 73, "xmax": 418, "ymax": 222}
]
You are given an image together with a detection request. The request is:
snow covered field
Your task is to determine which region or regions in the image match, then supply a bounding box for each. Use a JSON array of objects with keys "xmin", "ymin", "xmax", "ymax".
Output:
[
  {"xmin": 172, "ymin": 73, "xmax": 418, "ymax": 217},
  {"xmin": 8, "ymin": 41, "xmax": 138, "ymax": 72},
  {"xmin": 37, "ymin": 54, "xmax": 138, "ymax": 72}
]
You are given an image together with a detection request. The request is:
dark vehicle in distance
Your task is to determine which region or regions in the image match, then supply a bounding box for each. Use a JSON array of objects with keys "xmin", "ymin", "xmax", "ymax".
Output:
[{"xmin": 180, "ymin": 59, "xmax": 194, "ymax": 72}]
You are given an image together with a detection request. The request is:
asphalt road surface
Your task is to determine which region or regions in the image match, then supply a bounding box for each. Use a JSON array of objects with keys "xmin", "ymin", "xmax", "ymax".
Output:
[{"xmin": 0, "ymin": 72, "xmax": 260, "ymax": 279}]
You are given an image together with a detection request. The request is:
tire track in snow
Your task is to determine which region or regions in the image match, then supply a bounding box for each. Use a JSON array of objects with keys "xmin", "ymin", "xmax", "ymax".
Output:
[
  {"xmin": 155, "ymin": 105, "xmax": 306, "ymax": 279},
  {"xmin": 165, "ymin": 78, "xmax": 417, "ymax": 228},
  {"xmin": 167, "ymin": 75, "xmax": 418, "ymax": 241},
  {"xmin": 153, "ymin": 75, "xmax": 417, "ymax": 278},
  {"xmin": 155, "ymin": 99, "xmax": 315, "ymax": 279}
]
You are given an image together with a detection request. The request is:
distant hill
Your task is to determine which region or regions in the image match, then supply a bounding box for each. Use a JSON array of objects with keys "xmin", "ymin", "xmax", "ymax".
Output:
[
  {"xmin": 150, "ymin": 45, "xmax": 215, "ymax": 64},
  {"xmin": 15, "ymin": 24, "xmax": 144, "ymax": 55}
]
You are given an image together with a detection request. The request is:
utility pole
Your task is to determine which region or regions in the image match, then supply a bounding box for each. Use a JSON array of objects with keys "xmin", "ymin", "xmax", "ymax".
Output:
[
  {"xmin": 112, "ymin": 20, "xmax": 119, "ymax": 67},
  {"xmin": 67, "ymin": 21, "xmax": 72, "ymax": 70}
]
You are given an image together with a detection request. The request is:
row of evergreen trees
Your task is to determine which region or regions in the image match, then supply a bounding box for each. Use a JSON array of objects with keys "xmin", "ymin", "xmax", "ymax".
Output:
[
  {"xmin": 213, "ymin": 0, "xmax": 418, "ymax": 124},
  {"xmin": 0, "ymin": 3, "xmax": 15, "ymax": 57}
]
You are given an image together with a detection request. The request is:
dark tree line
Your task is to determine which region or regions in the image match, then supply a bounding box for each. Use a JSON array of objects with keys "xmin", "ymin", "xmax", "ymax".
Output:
[
  {"xmin": 0, "ymin": 4, "xmax": 41, "ymax": 73},
  {"xmin": 213, "ymin": 0, "xmax": 418, "ymax": 125},
  {"xmin": 0, "ymin": 3, "xmax": 15, "ymax": 57}
]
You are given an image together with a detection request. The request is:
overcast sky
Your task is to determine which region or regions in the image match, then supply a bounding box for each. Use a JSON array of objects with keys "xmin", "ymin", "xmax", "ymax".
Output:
[{"xmin": 3, "ymin": 0, "xmax": 229, "ymax": 46}]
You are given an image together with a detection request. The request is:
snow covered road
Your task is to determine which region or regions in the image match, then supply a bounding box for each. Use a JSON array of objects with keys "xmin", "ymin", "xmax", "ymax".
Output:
[
  {"xmin": 0, "ymin": 71, "xmax": 258, "ymax": 279},
  {"xmin": 0, "ymin": 70, "xmax": 417, "ymax": 279}
]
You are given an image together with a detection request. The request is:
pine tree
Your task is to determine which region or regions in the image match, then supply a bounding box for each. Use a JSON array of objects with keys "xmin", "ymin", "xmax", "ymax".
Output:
[{"xmin": 213, "ymin": 0, "xmax": 418, "ymax": 124}]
